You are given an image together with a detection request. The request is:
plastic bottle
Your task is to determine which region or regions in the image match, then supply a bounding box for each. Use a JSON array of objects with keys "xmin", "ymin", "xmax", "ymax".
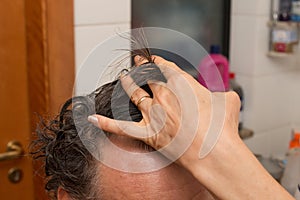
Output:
[
  {"xmin": 271, "ymin": 0, "xmax": 281, "ymax": 21},
  {"xmin": 279, "ymin": 0, "xmax": 292, "ymax": 21},
  {"xmin": 291, "ymin": 0, "xmax": 300, "ymax": 22},
  {"xmin": 229, "ymin": 72, "xmax": 244, "ymax": 131},
  {"xmin": 198, "ymin": 45, "xmax": 229, "ymax": 92},
  {"xmin": 281, "ymin": 131, "xmax": 300, "ymax": 198}
]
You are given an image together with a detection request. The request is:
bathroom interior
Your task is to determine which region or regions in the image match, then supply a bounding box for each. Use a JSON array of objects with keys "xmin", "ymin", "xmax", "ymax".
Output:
[{"xmin": 0, "ymin": 0, "xmax": 300, "ymax": 199}]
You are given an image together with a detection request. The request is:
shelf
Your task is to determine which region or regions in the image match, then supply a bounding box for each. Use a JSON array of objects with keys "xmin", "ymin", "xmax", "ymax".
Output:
[
  {"xmin": 268, "ymin": 21, "xmax": 300, "ymax": 30},
  {"xmin": 267, "ymin": 51, "xmax": 293, "ymax": 57}
]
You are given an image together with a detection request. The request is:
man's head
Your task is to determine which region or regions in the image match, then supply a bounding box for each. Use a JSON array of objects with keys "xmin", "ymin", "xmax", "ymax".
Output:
[{"xmin": 31, "ymin": 63, "xmax": 215, "ymax": 200}]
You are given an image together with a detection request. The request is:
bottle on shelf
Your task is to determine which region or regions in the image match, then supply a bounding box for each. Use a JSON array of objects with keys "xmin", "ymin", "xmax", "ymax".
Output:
[
  {"xmin": 271, "ymin": 0, "xmax": 281, "ymax": 21},
  {"xmin": 291, "ymin": 0, "xmax": 300, "ymax": 21},
  {"xmin": 280, "ymin": 130, "xmax": 300, "ymax": 199},
  {"xmin": 269, "ymin": 20, "xmax": 298, "ymax": 53},
  {"xmin": 279, "ymin": 0, "xmax": 292, "ymax": 21},
  {"xmin": 198, "ymin": 45, "xmax": 229, "ymax": 92}
]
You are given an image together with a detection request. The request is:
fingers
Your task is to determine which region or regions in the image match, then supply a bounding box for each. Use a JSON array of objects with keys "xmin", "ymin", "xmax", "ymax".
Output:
[
  {"xmin": 134, "ymin": 55, "xmax": 174, "ymax": 68},
  {"xmin": 152, "ymin": 56, "xmax": 209, "ymax": 95},
  {"xmin": 134, "ymin": 54, "xmax": 183, "ymax": 79},
  {"xmin": 146, "ymin": 80, "xmax": 167, "ymax": 97},
  {"xmin": 88, "ymin": 115, "xmax": 154, "ymax": 140},
  {"xmin": 88, "ymin": 115, "xmax": 140, "ymax": 138},
  {"xmin": 152, "ymin": 56, "xmax": 186, "ymax": 80},
  {"xmin": 135, "ymin": 55, "xmax": 185, "ymax": 79},
  {"xmin": 152, "ymin": 56, "xmax": 182, "ymax": 72},
  {"xmin": 134, "ymin": 55, "xmax": 150, "ymax": 66},
  {"xmin": 121, "ymin": 75, "xmax": 152, "ymax": 117},
  {"xmin": 135, "ymin": 55, "xmax": 182, "ymax": 76},
  {"xmin": 133, "ymin": 55, "xmax": 166, "ymax": 93},
  {"xmin": 88, "ymin": 115, "xmax": 128, "ymax": 136}
]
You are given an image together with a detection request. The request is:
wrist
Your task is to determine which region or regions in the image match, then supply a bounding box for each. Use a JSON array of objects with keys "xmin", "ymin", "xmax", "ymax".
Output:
[
  {"xmin": 184, "ymin": 128, "xmax": 241, "ymax": 182},
  {"xmin": 181, "ymin": 128, "xmax": 294, "ymax": 200}
]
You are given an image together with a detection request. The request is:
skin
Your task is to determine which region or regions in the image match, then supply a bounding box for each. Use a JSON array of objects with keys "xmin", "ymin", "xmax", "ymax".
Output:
[
  {"xmin": 90, "ymin": 56, "xmax": 294, "ymax": 200},
  {"xmin": 98, "ymin": 135, "xmax": 216, "ymax": 200},
  {"xmin": 58, "ymin": 135, "xmax": 216, "ymax": 200}
]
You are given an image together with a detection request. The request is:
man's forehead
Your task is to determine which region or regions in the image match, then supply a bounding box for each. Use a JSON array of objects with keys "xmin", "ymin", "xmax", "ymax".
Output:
[{"xmin": 105, "ymin": 134, "xmax": 155, "ymax": 152}]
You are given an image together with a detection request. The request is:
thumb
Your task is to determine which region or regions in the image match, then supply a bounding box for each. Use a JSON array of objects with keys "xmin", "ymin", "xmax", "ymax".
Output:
[{"xmin": 88, "ymin": 115, "xmax": 151, "ymax": 139}]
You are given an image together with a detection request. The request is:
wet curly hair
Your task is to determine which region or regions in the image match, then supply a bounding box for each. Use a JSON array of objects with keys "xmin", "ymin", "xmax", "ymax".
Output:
[{"xmin": 30, "ymin": 54, "xmax": 167, "ymax": 199}]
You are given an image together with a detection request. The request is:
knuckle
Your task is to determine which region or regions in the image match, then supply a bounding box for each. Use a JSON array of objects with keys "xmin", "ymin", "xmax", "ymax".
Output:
[
  {"xmin": 226, "ymin": 91, "xmax": 241, "ymax": 108},
  {"xmin": 132, "ymin": 89, "xmax": 146, "ymax": 102},
  {"xmin": 168, "ymin": 61, "xmax": 177, "ymax": 67}
]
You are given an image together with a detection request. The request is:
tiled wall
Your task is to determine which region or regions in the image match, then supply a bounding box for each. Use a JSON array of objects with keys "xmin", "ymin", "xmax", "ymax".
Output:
[
  {"xmin": 74, "ymin": 0, "xmax": 131, "ymax": 89},
  {"xmin": 74, "ymin": 0, "xmax": 300, "ymax": 157},
  {"xmin": 231, "ymin": 0, "xmax": 300, "ymax": 157}
]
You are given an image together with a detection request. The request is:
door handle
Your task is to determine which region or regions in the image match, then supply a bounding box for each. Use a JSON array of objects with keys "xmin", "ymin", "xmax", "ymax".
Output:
[{"xmin": 0, "ymin": 141, "xmax": 23, "ymax": 162}]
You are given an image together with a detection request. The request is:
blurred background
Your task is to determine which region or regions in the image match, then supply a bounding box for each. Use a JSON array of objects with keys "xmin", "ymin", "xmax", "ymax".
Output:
[{"xmin": 1, "ymin": 0, "xmax": 300, "ymax": 199}]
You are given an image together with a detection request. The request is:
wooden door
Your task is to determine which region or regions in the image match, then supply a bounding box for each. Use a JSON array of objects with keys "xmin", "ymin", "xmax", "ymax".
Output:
[
  {"xmin": 0, "ymin": 0, "xmax": 75, "ymax": 199},
  {"xmin": 0, "ymin": 0, "xmax": 35, "ymax": 199}
]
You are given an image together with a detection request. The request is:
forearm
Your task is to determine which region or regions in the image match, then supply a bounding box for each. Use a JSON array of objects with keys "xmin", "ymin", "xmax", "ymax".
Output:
[{"xmin": 182, "ymin": 131, "xmax": 294, "ymax": 200}]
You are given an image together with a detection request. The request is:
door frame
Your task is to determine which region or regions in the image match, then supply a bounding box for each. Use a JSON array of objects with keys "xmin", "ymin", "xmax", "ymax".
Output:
[{"xmin": 25, "ymin": 0, "xmax": 75, "ymax": 198}]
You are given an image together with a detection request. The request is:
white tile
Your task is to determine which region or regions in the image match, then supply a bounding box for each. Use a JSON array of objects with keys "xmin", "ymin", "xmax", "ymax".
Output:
[
  {"xmin": 74, "ymin": 0, "xmax": 131, "ymax": 25},
  {"xmin": 244, "ymin": 125, "xmax": 291, "ymax": 157},
  {"xmin": 251, "ymin": 74, "xmax": 292, "ymax": 132},
  {"xmin": 236, "ymin": 74, "xmax": 292, "ymax": 133},
  {"xmin": 289, "ymin": 71, "xmax": 300, "ymax": 125},
  {"xmin": 230, "ymin": 15, "xmax": 257, "ymax": 75},
  {"xmin": 75, "ymin": 23, "xmax": 130, "ymax": 68},
  {"xmin": 295, "ymin": 45, "xmax": 300, "ymax": 61},
  {"xmin": 243, "ymin": 132, "xmax": 271, "ymax": 157},
  {"xmin": 231, "ymin": 0, "xmax": 238, "ymax": 15},
  {"xmin": 231, "ymin": 0, "xmax": 258, "ymax": 15},
  {"xmin": 269, "ymin": 126, "xmax": 292, "ymax": 157},
  {"xmin": 254, "ymin": 48, "xmax": 299, "ymax": 77},
  {"xmin": 235, "ymin": 75, "xmax": 255, "ymax": 128},
  {"xmin": 232, "ymin": 0, "xmax": 270, "ymax": 16},
  {"xmin": 256, "ymin": 0, "xmax": 271, "ymax": 16},
  {"xmin": 229, "ymin": 14, "xmax": 237, "ymax": 70},
  {"xmin": 74, "ymin": 23, "xmax": 131, "ymax": 95}
]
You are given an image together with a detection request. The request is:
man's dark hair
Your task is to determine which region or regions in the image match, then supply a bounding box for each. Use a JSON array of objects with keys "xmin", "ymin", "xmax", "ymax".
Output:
[{"xmin": 30, "ymin": 46, "xmax": 167, "ymax": 199}]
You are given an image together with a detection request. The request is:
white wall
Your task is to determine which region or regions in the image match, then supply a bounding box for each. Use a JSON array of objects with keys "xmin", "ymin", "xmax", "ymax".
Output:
[
  {"xmin": 74, "ymin": 0, "xmax": 300, "ymax": 157},
  {"xmin": 74, "ymin": 0, "xmax": 131, "ymax": 89},
  {"xmin": 231, "ymin": 0, "xmax": 300, "ymax": 157}
]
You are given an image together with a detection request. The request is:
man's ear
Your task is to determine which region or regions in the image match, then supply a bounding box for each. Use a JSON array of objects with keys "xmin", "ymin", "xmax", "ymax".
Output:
[{"xmin": 57, "ymin": 187, "xmax": 71, "ymax": 200}]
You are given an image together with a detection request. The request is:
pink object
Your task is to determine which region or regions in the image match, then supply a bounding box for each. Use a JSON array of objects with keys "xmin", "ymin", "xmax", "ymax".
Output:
[{"xmin": 198, "ymin": 46, "xmax": 229, "ymax": 92}]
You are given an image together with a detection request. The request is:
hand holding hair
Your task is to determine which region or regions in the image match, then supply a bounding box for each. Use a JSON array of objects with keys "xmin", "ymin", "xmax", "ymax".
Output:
[{"xmin": 88, "ymin": 55, "xmax": 294, "ymax": 200}]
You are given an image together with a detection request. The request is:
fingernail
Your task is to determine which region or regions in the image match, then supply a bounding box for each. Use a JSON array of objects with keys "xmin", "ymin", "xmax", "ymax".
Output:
[{"xmin": 88, "ymin": 115, "xmax": 99, "ymax": 126}]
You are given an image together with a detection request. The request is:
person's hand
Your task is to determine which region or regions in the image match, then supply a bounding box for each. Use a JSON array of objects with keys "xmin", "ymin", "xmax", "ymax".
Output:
[
  {"xmin": 88, "ymin": 56, "xmax": 294, "ymax": 200},
  {"xmin": 88, "ymin": 55, "xmax": 241, "ymax": 167}
]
